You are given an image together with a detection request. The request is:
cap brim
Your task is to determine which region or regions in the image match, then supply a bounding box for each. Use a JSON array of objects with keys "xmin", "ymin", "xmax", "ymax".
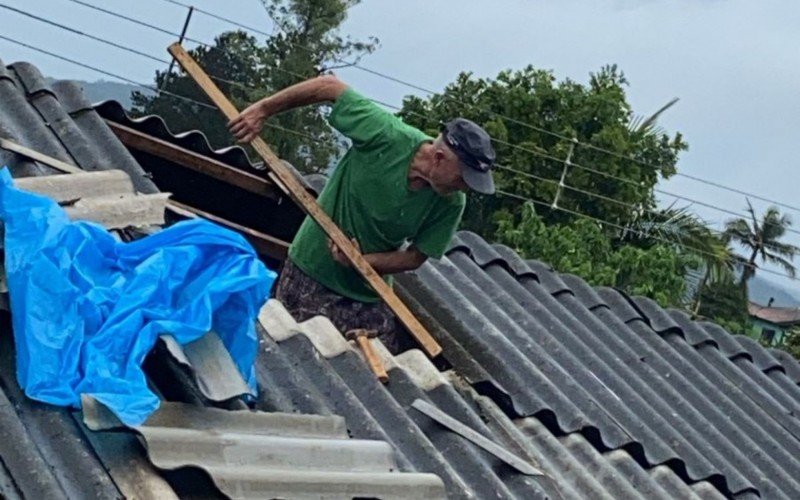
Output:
[{"xmin": 461, "ymin": 164, "xmax": 495, "ymax": 195}]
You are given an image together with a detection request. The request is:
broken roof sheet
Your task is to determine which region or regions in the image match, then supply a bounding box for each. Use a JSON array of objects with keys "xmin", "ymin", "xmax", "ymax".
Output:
[
  {"xmin": 396, "ymin": 231, "xmax": 800, "ymax": 499},
  {"xmin": 94, "ymin": 100, "xmax": 321, "ymax": 245}
]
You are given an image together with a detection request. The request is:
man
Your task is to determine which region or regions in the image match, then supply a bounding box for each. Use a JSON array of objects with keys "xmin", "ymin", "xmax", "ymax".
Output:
[{"xmin": 229, "ymin": 75, "xmax": 496, "ymax": 352}]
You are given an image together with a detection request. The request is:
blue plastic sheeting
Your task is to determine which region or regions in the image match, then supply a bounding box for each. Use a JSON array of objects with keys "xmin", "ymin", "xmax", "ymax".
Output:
[{"xmin": 0, "ymin": 168, "xmax": 275, "ymax": 425}]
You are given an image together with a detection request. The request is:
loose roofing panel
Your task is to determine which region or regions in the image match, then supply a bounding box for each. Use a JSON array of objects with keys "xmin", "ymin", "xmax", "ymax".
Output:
[
  {"xmin": 396, "ymin": 231, "xmax": 800, "ymax": 499},
  {"xmin": 83, "ymin": 397, "xmax": 445, "ymax": 500},
  {"xmin": 256, "ymin": 300, "xmax": 723, "ymax": 500}
]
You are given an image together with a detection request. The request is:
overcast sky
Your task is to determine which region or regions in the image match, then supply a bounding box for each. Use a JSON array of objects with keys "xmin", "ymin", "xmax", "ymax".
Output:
[{"xmin": 2, "ymin": 0, "xmax": 800, "ymax": 292}]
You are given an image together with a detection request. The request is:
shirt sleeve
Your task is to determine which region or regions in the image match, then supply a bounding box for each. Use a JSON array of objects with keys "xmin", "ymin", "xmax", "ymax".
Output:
[
  {"xmin": 412, "ymin": 195, "xmax": 466, "ymax": 259},
  {"xmin": 328, "ymin": 88, "xmax": 402, "ymax": 149}
]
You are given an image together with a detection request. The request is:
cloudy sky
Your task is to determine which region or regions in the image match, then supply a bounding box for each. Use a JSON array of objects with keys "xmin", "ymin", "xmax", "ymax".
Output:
[{"xmin": 2, "ymin": 0, "xmax": 800, "ymax": 291}]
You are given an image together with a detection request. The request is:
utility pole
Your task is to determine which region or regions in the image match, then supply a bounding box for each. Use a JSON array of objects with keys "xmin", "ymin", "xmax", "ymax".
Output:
[{"xmin": 159, "ymin": 6, "xmax": 194, "ymax": 92}]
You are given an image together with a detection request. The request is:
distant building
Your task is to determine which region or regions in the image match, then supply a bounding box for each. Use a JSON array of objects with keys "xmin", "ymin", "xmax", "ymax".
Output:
[{"xmin": 748, "ymin": 299, "xmax": 800, "ymax": 345}]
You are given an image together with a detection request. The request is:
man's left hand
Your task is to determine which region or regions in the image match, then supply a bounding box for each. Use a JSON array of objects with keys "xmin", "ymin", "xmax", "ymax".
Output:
[{"xmin": 328, "ymin": 237, "xmax": 361, "ymax": 267}]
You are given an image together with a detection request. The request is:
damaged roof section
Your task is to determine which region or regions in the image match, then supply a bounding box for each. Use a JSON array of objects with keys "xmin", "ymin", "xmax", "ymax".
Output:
[
  {"xmin": 396, "ymin": 231, "xmax": 800, "ymax": 499},
  {"xmin": 94, "ymin": 100, "xmax": 316, "ymax": 249},
  {"xmin": 0, "ymin": 57, "xmax": 450, "ymax": 500},
  {"xmin": 83, "ymin": 397, "xmax": 445, "ymax": 500}
]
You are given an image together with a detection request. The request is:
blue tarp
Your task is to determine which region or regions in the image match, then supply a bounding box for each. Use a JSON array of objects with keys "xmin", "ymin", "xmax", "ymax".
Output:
[{"xmin": 0, "ymin": 167, "xmax": 275, "ymax": 425}]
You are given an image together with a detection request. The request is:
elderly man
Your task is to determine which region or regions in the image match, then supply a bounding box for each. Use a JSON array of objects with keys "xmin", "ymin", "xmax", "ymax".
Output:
[{"xmin": 229, "ymin": 75, "xmax": 495, "ymax": 352}]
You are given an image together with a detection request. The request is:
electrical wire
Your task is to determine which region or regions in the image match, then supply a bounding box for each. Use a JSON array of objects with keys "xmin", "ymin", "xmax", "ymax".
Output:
[
  {"xmin": 494, "ymin": 189, "xmax": 799, "ymax": 283},
  {"xmin": 58, "ymin": 0, "xmax": 800, "ymax": 221},
  {"xmin": 150, "ymin": 0, "xmax": 800, "ymax": 216},
  {"xmin": 6, "ymin": 3, "xmax": 799, "ymax": 238},
  {"xmin": 495, "ymin": 164, "xmax": 800, "ymax": 238},
  {"xmin": 2, "ymin": 30, "xmax": 797, "ymax": 283}
]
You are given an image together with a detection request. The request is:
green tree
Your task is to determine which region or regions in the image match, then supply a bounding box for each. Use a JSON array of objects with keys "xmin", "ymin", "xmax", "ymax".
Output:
[
  {"xmin": 724, "ymin": 200, "xmax": 799, "ymax": 284},
  {"xmin": 779, "ymin": 326, "xmax": 800, "ymax": 360},
  {"xmin": 497, "ymin": 203, "xmax": 697, "ymax": 307},
  {"xmin": 694, "ymin": 275, "xmax": 751, "ymax": 335},
  {"xmin": 398, "ymin": 65, "xmax": 687, "ymax": 236},
  {"xmin": 622, "ymin": 205, "xmax": 733, "ymax": 283},
  {"xmin": 132, "ymin": 0, "xmax": 377, "ymax": 173}
]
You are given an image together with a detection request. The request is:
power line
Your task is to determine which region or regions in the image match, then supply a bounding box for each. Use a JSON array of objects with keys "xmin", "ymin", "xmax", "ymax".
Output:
[
  {"xmin": 9, "ymin": 3, "xmax": 799, "ymax": 239},
  {"xmin": 58, "ymin": 0, "xmax": 800, "ymax": 224},
  {"xmin": 0, "ymin": 33, "xmax": 312, "ymax": 141},
  {"xmin": 3, "ymin": 33, "xmax": 798, "ymax": 284},
  {"xmin": 0, "ymin": 3, "xmax": 169, "ymax": 65},
  {"xmin": 496, "ymin": 164, "xmax": 800, "ymax": 239},
  {"xmin": 153, "ymin": 0, "xmax": 800, "ymax": 217},
  {"xmin": 494, "ymin": 189, "xmax": 800, "ymax": 284},
  {"xmin": 10, "ymin": 0, "xmax": 796, "ymax": 240}
]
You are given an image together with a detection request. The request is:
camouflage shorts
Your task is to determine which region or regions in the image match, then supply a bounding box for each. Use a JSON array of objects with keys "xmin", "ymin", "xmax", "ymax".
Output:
[{"xmin": 272, "ymin": 259, "xmax": 402, "ymax": 353}]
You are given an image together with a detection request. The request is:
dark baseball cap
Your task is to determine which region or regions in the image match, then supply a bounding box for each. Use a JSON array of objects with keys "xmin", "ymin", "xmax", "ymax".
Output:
[{"xmin": 441, "ymin": 118, "xmax": 496, "ymax": 194}]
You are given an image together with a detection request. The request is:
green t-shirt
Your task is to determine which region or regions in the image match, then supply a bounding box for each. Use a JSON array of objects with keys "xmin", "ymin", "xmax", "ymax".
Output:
[{"xmin": 288, "ymin": 88, "xmax": 466, "ymax": 302}]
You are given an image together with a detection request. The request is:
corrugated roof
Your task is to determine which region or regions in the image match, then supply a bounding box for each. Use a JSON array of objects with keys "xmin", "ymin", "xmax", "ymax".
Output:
[
  {"xmin": 0, "ymin": 59, "xmax": 157, "ymax": 194},
  {"xmin": 257, "ymin": 300, "xmax": 553, "ymax": 499},
  {"xmin": 256, "ymin": 299, "xmax": 733, "ymax": 499},
  {"xmin": 5, "ymin": 54, "xmax": 800, "ymax": 500},
  {"xmin": 83, "ymin": 396, "xmax": 445, "ymax": 500},
  {"xmin": 0, "ymin": 57, "xmax": 447, "ymax": 500},
  {"xmin": 749, "ymin": 301, "xmax": 800, "ymax": 326},
  {"xmin": 395, "ymin": 231, "xmax": 800, "ymax": 499}
]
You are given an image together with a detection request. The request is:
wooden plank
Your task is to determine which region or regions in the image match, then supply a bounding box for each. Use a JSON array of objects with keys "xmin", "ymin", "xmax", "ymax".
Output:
[
  {"xmin": 0, "ymin": 138, "xmax": 82, "ymax": 174},
  {"xmin": 166, "ymin": 200, "xmax": 289, "ymax": 260},
  {"xmin": 15, "ymin": 170, "xmax": 135, "ymax": 203},
  {"xmin": 67, "ymin": 193, "xmax": 171, "ymax": 229},
  {"xmin": 104, "ymin": 120, "xmax": 279, "ymax": 200},
  {"xmin": 169, "ymin": 43, "xmax": 442, "ymax": 358}
]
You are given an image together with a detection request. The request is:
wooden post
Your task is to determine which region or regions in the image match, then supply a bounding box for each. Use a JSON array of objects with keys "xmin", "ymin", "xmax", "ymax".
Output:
[{"xmin": 168, "ymin": 42, "xmax": 442, "ymax": 358}]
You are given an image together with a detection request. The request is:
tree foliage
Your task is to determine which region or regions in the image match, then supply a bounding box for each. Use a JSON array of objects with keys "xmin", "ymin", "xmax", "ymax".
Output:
[
  {"xmin": 695, "ymin": 274, "xmax": 751, "ymax": 335},
  {"xmin": 497, "ymin": 203, "xmax": 696, "ymax": 307},
  {"xmin": 132, "ymin": 0, "xmax": 377, "ymax": 173},
  {"xmin": 780, "ymin": 326, "xmax": 800, "ymax": 360},
  {"xmin": 398, "ymin": 65, "xmax": 687, "ymax": 236}
]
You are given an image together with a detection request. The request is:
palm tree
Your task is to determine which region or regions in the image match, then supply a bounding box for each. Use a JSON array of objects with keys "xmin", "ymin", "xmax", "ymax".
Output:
[
  {"xmin": 621, "ymin": 204, "xmax": 735, "ymax": 313},
  {"xmin": 623, "ymin": 204, "xmax": 734, "ymax": 280},
  {"xmin": 724, "ymin": 199, "xmax": 799, "ymax": 284}
]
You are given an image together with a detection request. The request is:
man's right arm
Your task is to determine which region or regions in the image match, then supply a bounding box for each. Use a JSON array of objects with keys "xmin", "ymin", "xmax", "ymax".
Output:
[{"xmin": 228, "ymin": 75, "xmax": 348, "ymax": 143}]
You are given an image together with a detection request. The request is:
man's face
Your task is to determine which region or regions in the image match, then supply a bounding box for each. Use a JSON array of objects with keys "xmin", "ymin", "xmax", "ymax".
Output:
[{"xmin": 429, "ymin": 149, "xmax": 469, "ymax": 195}]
